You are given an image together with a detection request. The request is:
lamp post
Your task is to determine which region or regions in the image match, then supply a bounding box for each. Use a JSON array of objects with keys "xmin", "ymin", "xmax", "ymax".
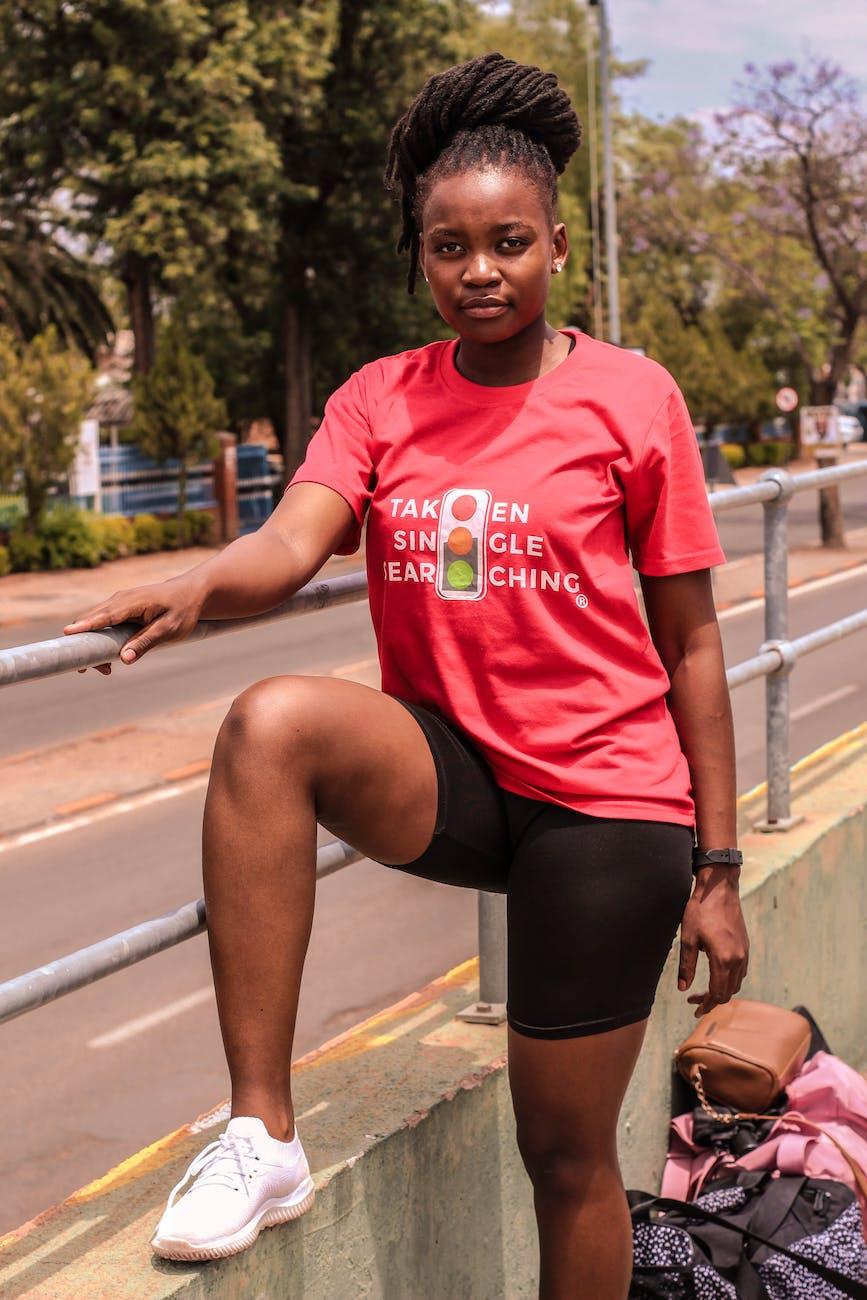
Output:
[{"xmin": 588, "ymin": 0, "xmax": 621, "ymax": 345}]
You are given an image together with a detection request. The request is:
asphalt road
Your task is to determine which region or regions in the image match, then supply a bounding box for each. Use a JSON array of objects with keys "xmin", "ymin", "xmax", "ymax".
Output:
[
  {"xmin": 3, "ymin": 481, "xmax": 867, "ymax": 759},
  {"xmin": 1, "ymin": 563, "xmax": 866, "ymax": 1234}
]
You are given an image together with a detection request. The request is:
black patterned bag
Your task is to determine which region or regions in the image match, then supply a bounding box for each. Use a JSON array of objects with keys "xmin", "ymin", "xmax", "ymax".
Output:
[{"xmin": 629, "ymin": 1168, "xmax": 867, "ymax": 1299}]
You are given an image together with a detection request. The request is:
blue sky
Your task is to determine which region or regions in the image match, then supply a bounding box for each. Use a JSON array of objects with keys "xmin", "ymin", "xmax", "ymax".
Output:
[{"xmin": 608, "ymin": 0, "xmax": 866, "ymax": 120}]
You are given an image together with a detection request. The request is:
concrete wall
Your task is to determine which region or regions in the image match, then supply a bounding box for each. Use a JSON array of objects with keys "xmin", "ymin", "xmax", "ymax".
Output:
[{"xmin": 2, "ymin": 723, "xmax": 865, "ymax": 1299}]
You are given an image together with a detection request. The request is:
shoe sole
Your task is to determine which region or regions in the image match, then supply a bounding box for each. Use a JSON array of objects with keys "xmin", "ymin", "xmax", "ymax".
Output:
[{"xmin": 150, "ymin": 1176, "xmax": 315, "ymax": 1261}]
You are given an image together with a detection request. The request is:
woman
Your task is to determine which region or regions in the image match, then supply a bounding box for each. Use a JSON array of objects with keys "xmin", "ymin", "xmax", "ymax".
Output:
[{"xmin": 65, "ymin": 53, "xmax": 749, "ymax": 1298}]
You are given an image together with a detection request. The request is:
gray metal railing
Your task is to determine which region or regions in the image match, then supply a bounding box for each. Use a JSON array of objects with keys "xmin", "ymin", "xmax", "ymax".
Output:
[{"xmin": 1, "ymin": 460, "xmax": 866, "ymax": 1028}]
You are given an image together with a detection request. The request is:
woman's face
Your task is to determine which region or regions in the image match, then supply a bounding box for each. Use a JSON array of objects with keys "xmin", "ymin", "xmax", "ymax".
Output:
[{"xmin": 418, "ymin": 166, "xmax": 568, "ymax": 344}]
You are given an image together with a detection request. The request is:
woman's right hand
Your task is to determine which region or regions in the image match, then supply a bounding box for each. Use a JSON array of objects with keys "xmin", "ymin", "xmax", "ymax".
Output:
[{"xmin": 62, "ymin": 574, "xmax": 208, "ymax": 675}]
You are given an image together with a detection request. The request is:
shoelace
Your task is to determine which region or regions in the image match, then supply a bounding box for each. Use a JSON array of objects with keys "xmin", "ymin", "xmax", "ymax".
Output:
[{"xmin": 164, "ymin": 1132, "xmax": 263, "ymax": 1210}]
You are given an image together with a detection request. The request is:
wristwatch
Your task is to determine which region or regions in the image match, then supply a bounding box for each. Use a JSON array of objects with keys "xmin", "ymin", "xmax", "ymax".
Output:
[{"xmin": 691, "ymin": 846, "xmax": 743, "ymax": 875}]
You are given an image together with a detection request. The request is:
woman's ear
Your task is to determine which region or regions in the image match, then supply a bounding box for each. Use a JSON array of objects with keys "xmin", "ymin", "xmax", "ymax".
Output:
[{"xmin": 552, "ymin": 221, "xmax": 568, "ymax": 273}]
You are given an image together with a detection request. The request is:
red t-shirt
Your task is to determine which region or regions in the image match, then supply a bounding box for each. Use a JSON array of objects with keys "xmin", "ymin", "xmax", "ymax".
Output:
[{"xmin": 286, "ymin": 327, "xmax": 726, "ymax": 827}]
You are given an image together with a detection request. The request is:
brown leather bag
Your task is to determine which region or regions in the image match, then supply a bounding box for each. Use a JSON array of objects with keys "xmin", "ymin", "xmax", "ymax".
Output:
[{"xmin": 675, "ymin": 998, "xmax": 811, "ymax": 1112}]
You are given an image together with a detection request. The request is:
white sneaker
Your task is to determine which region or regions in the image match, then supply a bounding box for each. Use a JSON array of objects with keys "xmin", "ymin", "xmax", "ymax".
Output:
[{"xmin": 150, "ymin": 1116, "xmax": 315, "ymax": 1260}]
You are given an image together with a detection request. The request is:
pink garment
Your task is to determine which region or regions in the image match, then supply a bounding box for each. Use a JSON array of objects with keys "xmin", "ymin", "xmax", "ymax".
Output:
[{"xmin": 662, "ymin": 1051, "xmax": 867, "ymax": 1238}]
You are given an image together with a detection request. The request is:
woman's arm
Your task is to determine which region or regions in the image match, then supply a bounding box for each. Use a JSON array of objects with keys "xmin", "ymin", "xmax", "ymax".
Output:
[
  {"xmin": 639, "ymin": 568, "xmax": 749, "ymax": 1017},
  {"xmin": 63, "ymin": 483, "xmax": 358, "ymax": 667}
]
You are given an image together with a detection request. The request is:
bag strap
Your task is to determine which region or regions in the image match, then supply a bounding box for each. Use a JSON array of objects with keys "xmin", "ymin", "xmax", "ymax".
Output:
[
  {"xmin": 691, "ymin": 1065, "xmax": 867, "ymax": 1202},
  {"xmin": 630, "ymin": 1193, "xmax": 867, "ymax": 1298}
]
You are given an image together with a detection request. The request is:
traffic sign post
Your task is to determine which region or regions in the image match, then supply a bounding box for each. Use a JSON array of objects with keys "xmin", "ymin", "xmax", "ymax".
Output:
[{"xmin": 800, "ymin": 406, "xmax": 845, "ymax": 547}]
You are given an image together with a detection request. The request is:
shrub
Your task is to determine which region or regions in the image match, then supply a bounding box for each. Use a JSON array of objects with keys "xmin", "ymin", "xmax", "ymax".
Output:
[
  {"xmin": 161, "ymin": 516, "xmax": 189, "ymax": 550},
  {"xmin": 8, "ymin": 507, "xmax": 100, "ymax": 571},
  {"xmin": 720, "ymin": 443, "xmax": 747, "ymax": 470},
  {"xmin": 91, "ymin": 514, "xmax": 136, "ymax": 561},
  {"xmin": 8, "ymin": 529, "xmax": 43, "ymax": 571},
  {"xmin": 0, "ymin": 543, "xmax": 10, "ymax": 577},
  {"xmin": 132, "ymin": 513, "xmax": 165, "ymax": 553},
  {"xmin": 0, "ymin": 496, "xmax": 25, "ymax": 533},
  {"xmin": 184, "ymin": 508, "xmax": 217, "ymax": 546},
  {"xmin": 762, "ymin": 440, "xmax": 794, "ymax": 466},
  {"xmin": 39, "ymin": 506, "xmax": 102, "ymax": 569}
]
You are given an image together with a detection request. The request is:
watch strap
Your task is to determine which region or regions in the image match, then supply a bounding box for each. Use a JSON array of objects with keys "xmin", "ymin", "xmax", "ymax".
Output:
[{"xmin": 692, "ymin": 847, "xmax": 743, "ymax": 874}]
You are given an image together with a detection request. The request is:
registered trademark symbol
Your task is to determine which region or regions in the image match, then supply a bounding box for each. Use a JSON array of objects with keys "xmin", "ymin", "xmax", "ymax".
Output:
[{"xmin": 575, "ymin": 594, "xmax": 588, "ymax": 608}]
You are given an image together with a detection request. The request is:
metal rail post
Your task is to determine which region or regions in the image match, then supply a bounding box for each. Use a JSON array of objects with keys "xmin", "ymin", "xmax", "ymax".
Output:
[
  {"xmin": 754, "ymin": 468, "xmax": 803, "ymax": 833},
  {"xmin": 457, "ymin": 891, "xmax": 507, "ymax": 1024}
]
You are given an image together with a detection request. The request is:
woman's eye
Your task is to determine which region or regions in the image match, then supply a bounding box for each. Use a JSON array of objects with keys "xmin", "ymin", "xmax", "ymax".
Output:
[
  {"xmin": 500, "ymin": 237, "xmax": 526, "ymax": 250},
  {"xmin": 436, "ymin": 242, "xmax": 462, "ymax": 254}
]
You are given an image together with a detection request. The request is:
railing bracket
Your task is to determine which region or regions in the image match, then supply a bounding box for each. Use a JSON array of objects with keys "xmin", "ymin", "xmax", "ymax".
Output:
[
  {"xmin": 456, "ymin": 1001, "xmax": 507, "ymax": 1026},
  {"xmin": 751, "ymin": 813, "xmax": 805, "ymax": 834}
]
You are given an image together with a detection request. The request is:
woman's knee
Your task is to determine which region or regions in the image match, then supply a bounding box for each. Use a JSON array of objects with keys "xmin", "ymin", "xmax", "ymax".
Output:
[
  {"xmin": 217, "ymin": 676, "xmax": 320, "ymax": 768},
  {"xmin": 516, "ymin": 1121, "xmax": 619, "ymax": 1200}
]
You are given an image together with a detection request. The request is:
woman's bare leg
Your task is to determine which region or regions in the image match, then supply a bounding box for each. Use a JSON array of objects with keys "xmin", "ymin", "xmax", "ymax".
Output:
[
  {"xmin": 202, "ymin": 675, "xmax": 441, "ymax": 1141},
  {"xmin": 508, "ymin": 1020, "xmax": 648, "ymax": 1300}
]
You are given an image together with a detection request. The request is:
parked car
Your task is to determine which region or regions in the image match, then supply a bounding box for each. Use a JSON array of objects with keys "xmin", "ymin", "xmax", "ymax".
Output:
[
  {"xmin": 838, "ymin": 413, "xmax": 864, "ymax": 445},
  {"xmin": 837, "ymin": 402, "xmax": 867, "ymax": 443}
]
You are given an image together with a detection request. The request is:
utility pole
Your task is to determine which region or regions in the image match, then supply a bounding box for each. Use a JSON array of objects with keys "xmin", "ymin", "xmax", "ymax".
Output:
[{"xmin": 588, "ymin": 0, "xmax": 621, "ymax": 345}]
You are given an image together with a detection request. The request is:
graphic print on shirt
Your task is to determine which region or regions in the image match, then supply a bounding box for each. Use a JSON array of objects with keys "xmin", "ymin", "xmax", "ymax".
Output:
[
  {"xmin": 386, "ymin": 489, "xmax": 590, "ymax": 609},
  {"xmin": 436, "ymin": 488, "xmax": 492, "ymax": 600}
]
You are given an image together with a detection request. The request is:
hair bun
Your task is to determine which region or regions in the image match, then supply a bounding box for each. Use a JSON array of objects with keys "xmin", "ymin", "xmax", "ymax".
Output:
[{"xmin": 406, "ymin": 52, "xmax": 581, "ymax": 177}]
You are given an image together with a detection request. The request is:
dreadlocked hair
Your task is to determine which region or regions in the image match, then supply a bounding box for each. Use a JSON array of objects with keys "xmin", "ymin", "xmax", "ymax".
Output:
[{"xmin": 384, "ymin": 52, "xmax": 582, "ymax": 294}]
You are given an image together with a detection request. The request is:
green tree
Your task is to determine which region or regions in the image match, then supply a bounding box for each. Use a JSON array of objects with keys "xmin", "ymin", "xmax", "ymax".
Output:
[
  {"xmin": 235, "ymin": 0, "xmax": 468, "ymax": 473},
  {"xmin": 0, "ymin": 325, "xmax": 93, "ymax": 530},
  {"xmin": 617, "ymin": 115, "xmax": 774, "ymax": 425},
  {"xmin": 130, "ymin": 318, "xmax": 226, "ymax": 533},
  {"xmin": 0, "ymin": 0, "xmax": 280, "ymax": 374},
  {"xmin": 714, "ymin": 57, "xmax": 867, "ymax": 404},
  {"xmin": 0, "ymin": 211, "xmax": 114, "ymax": 360}
]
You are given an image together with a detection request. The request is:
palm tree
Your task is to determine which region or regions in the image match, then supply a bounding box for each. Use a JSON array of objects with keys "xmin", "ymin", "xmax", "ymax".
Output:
[{"xmin": 0, "ymin": 212, "xmax": 113, "ymax": 362}]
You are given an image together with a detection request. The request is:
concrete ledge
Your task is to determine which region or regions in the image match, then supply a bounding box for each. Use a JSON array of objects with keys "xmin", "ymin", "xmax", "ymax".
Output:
[{"xmin": 2, "ymin": 723, "xmax": 866, "ymax": 1298}]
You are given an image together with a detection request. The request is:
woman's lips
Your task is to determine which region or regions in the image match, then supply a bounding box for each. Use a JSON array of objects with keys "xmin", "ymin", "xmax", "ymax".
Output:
[{"xmin": 460, "ymin": 302, "xmax": 510, "ymax": 318}]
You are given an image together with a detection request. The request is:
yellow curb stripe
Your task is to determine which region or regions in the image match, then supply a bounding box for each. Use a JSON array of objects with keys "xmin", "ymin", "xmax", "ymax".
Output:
[
  {"xmin": 65, "ymin": 1126, "xmax": 189, "ymax": 1205},
  {"xmin": 738, "ymin": 720, "xmax": 867, "ymax": 810}
]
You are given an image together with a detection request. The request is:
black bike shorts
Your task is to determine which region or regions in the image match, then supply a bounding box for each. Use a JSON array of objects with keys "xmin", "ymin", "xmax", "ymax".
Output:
[{"xmin": 370, "ymin": 697, "xmax": 695, "ymax": 1040}]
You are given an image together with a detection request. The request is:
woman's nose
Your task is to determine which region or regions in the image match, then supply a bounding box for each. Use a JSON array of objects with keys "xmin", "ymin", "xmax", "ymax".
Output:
[{"xmin": 462, "ymin": 255, "xmax": 500, "ymax": 286}]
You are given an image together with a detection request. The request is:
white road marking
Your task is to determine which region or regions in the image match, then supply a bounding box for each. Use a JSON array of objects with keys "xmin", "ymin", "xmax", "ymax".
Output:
[
  {"xmin": 791, "ymin": 683, "xmax": 859, "ymax": 722},
  {"xmin": 88, "ymin": 986, "xmax": 214, "ymax": 1048},
  {"xmin": 716, "ymin": 561, "xmax": 867, "ymax": 621},
  {"xmin": 0, "ymin": 776, "xmax": 208, "ymax": 858}
]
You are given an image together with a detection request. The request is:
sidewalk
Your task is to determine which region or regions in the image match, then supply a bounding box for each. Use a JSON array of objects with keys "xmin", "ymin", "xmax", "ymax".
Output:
[{"xmin": 2, "ymin": 457, "xmax": 865, "ymax": 847}]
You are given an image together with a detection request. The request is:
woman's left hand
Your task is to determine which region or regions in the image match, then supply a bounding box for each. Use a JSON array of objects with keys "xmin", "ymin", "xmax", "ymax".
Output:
[{"xmin": 677, "ymin": 868, "xmax": 749, "ymax": 1017}]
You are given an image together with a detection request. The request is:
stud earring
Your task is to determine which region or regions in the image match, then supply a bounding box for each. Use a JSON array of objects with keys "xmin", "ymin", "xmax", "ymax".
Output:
[{"xmin": 553, "ymin": 262, "xmax": 563, "ymax": 274}]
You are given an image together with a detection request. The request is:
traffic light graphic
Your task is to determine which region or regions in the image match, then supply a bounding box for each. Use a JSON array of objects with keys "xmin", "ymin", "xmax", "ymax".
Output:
[{"xmin": 436, "ymin": 488, "xmax": 492, "ymax": 600}]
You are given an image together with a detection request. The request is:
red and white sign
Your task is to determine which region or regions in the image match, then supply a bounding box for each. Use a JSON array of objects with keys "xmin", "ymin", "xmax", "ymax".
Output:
[{"xmin": 776, "ymin": 386, "xmax": 799, "ymax": 413}]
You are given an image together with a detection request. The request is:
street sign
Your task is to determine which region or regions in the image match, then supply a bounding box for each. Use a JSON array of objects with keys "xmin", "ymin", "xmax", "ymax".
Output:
[
  {"xmin": 68, "ymin": 418, "xmax": 101, "ymax": 507},
  {"xmin": 776, "ymin": 386, "xmax": 798, "ymax": 413},
  {"xmin": 800, "ymin": 405, "xmax": 840, "ymax": 454}
]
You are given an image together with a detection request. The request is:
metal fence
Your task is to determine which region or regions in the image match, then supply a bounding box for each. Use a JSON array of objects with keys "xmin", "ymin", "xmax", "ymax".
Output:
[
  {"xmin": 88, "ymin": 443, "xmax": 281, "ymax": 536},
  {"xmin": 1, "ymin": 460, "xmax": 866, "ymax": 1029}
]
